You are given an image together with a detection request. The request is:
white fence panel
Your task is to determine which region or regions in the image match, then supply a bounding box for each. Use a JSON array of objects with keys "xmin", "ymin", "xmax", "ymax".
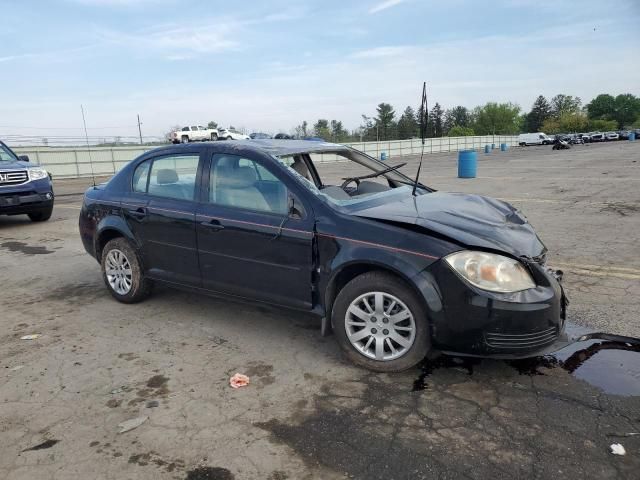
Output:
[{"xmin": 11, "ymin": 135, "xmax": 518, "ymax": 179}]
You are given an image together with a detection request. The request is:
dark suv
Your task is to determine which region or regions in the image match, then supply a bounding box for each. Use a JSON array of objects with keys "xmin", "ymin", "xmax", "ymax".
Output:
[{"xmin": 0, "ymin": 141, "xmax": 54, "ymax": 221}]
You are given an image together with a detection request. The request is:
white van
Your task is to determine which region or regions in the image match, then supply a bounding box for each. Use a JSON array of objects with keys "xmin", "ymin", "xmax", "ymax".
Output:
[{"xmin": 518, "ymin": 132, "xmax": 554, "ymax": 146}]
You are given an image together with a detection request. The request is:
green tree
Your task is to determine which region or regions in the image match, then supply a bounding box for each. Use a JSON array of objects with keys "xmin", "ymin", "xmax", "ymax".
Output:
[
  {"xmin": 543, "ymin": 112, "xmax": 589, "ymax": 133},
  {"xmin": 375, "ymin": 103, "xmax": 396, "ymax": 140},
  {"xmin": 523, "ymin": 95, "xmax": 551, "ymax": 132},
  {"xmin": 430, "ymin": 103, "xmax": 444, "ymax": 137},
  {"xmin": 330, "ymin": 120, "xmax": 348, "ymax": 142},
  {"xmin": 550, "ymin": 94, "xmax": 581, "ymax": 118},
  {"xmin": 360, "ymin": 114, "xmax": 376, "ymax": 141},
  {"xmin": 207, "ymin": 121, "xmax": 218, "ymax": 129},
  {"xmin": 588, "ymin": 119, "xmax": 618, "ymax": 131},
  {"xmin": 293, "ymin": 120, "xmax": 309, "ymax": 138},
  {"xmin": 586, "ymin": 94, "xmax": 616, "ymax": 120},
  {"xmin": 313, "ymin": 119, "xmax": 331, "ymax": 140},
  {"xmin": 447, "ymin": 126, "xmax": 475, "ymax": 136},
  {"xmin": 471, "ymin": 102, "xmax": 522, "ymax": 135},
  {"xmin": 613, "ymin": 94, "xmax": 640, "ymax": 128},
  {"xmin": 443, "ymin": 106, "xmax": 470, "ymax": 133},
  {"xmin": 397, "ymin": 106, "xmax": 418, "ymax": 139}
]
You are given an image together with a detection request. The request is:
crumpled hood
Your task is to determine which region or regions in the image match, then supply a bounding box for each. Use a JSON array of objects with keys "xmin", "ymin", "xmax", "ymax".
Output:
[{"xmin": 352, "ymin": 191, "xmax": 545, "ymax": 258}]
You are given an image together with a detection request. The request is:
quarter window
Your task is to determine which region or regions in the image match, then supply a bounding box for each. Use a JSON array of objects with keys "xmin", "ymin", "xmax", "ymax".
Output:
[
  {"xmin": 147, "ymin": 155, "xmax": 199, "ymax": 200},
  {"xmin": 209, "ymin": 154, "xmax": 288, "ymax": 215},
  {"xmin": 132, "ymin": 160, "xmax": 150, "ymax": 193}
]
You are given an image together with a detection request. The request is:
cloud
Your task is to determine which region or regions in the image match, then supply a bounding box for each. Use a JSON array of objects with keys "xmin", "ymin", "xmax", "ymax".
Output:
[
  {"xmin": 350, "ymin": 45, "xmax": 415, "ymax": 59},
  {"xmin": 369, "ymin": 0, "xmax": 406, "ymax": 14}
]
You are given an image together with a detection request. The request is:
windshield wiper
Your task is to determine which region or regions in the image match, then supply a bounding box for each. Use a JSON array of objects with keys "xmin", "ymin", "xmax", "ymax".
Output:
[{"xmin": 341, "ymin": 162, "xmax": 407, "ymax": 184}]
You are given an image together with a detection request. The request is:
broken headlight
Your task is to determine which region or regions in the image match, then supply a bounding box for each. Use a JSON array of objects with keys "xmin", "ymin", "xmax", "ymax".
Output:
[{"xmin": 444, "ymin": 251, "xmax": 536, "ymax": 293}]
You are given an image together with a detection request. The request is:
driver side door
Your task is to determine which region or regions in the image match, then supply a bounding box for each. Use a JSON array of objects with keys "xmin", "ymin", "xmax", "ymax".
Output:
[{"xmin": 195, "ymin": 151, "xmax": 315, "ymax": 309}]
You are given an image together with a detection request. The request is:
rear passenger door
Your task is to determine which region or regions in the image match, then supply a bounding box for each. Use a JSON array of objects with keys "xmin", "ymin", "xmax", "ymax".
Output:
[{"xmin": 132, "ymin": 151, "xmax": 203, "ymax": 286}]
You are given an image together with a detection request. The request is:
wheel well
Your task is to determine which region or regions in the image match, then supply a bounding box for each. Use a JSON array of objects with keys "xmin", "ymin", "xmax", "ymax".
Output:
[
  {"xmin": 97, "ymin": 229, "xmax": 124, "ymax": 259},
  {"xmin": 324, "ymin": 264, "xmax": 426, "ymax": 321}
]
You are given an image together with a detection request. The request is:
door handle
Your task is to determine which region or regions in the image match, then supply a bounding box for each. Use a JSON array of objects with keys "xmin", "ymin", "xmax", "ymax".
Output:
[
  {"xmin": 200, "ymin": 219, "xmax": 225, "ymax": 231},
  {"xmin": 128, "ymin": 207, "xmax": 147, "ymax": 219}
]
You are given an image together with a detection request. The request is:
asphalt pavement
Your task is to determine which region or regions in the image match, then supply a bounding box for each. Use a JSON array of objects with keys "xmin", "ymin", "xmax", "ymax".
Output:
[{"xmin": 1, "ymin": 141, "xmax": 639, "ymax": 479}]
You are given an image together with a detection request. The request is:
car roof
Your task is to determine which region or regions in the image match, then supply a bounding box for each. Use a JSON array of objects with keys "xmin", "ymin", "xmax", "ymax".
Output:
[{"xmin": 155, "ymin": 139, "xmax": 350, "ymax": 158}]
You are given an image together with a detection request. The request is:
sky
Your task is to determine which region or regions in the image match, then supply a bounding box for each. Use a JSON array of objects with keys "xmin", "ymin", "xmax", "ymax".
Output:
[{"xmin": 1, "ymin": 0, "xmax": 639, "ymax": 143}]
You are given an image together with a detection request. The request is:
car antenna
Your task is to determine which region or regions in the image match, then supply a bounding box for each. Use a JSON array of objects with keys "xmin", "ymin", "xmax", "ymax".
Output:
[
  {"xmin": 412, "ymin": 82, "xmax": 428, "ymax": 196},
  {"xmin": 80, "ymin": 104, "xmax": 96, "ymax": 188}
]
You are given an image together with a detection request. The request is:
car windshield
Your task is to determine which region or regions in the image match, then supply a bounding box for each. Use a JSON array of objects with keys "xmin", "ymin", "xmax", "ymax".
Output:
[
  {"xmin": 0, "ymin": 143, "xmax": 19, "ymax": 162},
  {"xmin": 275, "ymin": 148, "xmax": 428, "ymax": 207}
]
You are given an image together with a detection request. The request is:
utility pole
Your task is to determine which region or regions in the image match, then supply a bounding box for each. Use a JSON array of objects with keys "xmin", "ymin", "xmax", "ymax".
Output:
[{"xmin": 137, "ymin": 114, "xmax": 143, "ymax": 145}]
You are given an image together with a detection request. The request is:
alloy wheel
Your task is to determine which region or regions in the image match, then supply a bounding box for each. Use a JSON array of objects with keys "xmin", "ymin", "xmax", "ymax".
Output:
[
  {"xmin": 345, "ymin": 292, "xmax": 416, "ymax": 361},
  {"xmin": 105, "ymin": 249, "xmax": 133, "ymax": 295}
]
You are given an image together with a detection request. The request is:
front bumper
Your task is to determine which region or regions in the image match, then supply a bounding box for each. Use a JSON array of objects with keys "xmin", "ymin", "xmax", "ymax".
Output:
[
  {"xmin": 0, "ymin": 179, "xmax": 54, "ymax": 215},
  {"xmin": 426, "ymin": 259, "xmax": 567, "ymax": 359}
]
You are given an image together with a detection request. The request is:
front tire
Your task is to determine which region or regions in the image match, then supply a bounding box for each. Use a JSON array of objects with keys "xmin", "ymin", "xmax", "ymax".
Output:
[
  {"xmin": 101, "ymin": 238, "xmax": 152, "ymax": 304},
  {"xmin": 181, "ymin": 136, "xmax": 189, "ymax": 144},
  {"xmin": 332, "ymin": 271, "xmax": 430, "ymax": 372},
  {"xmin": 211, "ymin": 133, "xmax": 218, "ymax": 141},
  {"xmin": 28, "ymin": 207, "xmax": 53, "ymax": 222}
]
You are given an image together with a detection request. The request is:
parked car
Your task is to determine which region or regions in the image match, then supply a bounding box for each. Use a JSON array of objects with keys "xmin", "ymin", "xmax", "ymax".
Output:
[
  {"xmin": 218, "ymin": 128, "xmax": 250, "ymax": 140},
  {"xmin": 79, "ymin": 140, "xmax": 569, "ymax": 372},
  {"xmin": 579, "ymin": 133, "xmax": 591, "ymax": 143},
  {"xmin": 274, "ymin": 133, "xmax": 293, "ymax": 140},
  {"xmin": 605, "ymin": 132, "xmax": 619, "ymax": 141},
  {"xmin": 619, "ymin": 131, "xmax": 631, "ymax": 140},
  {"xmin": 569, "ymin": 135, "xmax": 584, "ymax": 145},
  {"xmin": 517, "ymin": 132, "xmax": 554, "ymax": 146},
  {"xmin": 170, "ymin": 126, "xmax": 218, "ymax": 144},
  {"xmin": 250, "ymin": 132, "xmax": 272, "ymax": 139},
  {"xmin": 0, "ymin": 140, "xmax": 54, "ymax": 221},
  {"xmin": 590, "ymin": 132, "xmax": 605, "ymax": 142}
]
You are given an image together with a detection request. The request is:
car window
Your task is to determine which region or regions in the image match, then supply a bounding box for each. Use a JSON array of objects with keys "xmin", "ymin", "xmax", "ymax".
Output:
[
  {"xmin": 132, "ymin": 160, "xmax": 151, "ymax": 193},
  {"xmin": 209, "ymin": 154, "xmax": 288, "ymax": 215},
  {"xmin": 0, "ymin": 143, "xmax": 19, "ymax": 162},
  {"xmin": 147, "ymin": 155, "xmax": 199, "ymax": 201},
  {"xmin": 181, "ymin": 127, "xmax": 189, "ymax": 132},
  {"xmin": 191, "ymin": 126, "xmax": 197, "ymax": 131}
]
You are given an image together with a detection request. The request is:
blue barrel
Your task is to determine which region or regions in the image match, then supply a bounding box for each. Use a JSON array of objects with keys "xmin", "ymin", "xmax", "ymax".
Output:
[
  {"xmin": 380, "ymin": 152, "xmax": 387, "ymax": 161},
  {"xmin": 500, "ymin": 143, "xmax": 507, "ymax": 151},
  {"xmin": 458, "ymin": 150, "xmax": 477, "ymax": 178},
  {"xmin": 491, "ymin": 143, "xmax": 495, "ymax": 150},
  {"xmin": 630, "ymin": 133, "xmax": 636, "ymax": 141},
  {"xmin": 484, "ymin": 144, "xmax": 490, "ymax": 154}
]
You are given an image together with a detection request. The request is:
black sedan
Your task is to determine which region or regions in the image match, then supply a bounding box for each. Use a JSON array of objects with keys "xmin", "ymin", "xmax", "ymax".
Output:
[{"xmin": 79, "ymin": 140, "xmax": 568, "ymax": 371}]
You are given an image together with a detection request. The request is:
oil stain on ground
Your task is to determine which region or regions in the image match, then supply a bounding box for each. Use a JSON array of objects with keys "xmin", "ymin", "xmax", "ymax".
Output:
[
  {"xmin": 185, "ymin": 466, "xmax": 234, "ymax": 480},
  {"xmin": 1, "ymin": 241, "xmax": 53, "ymax": 255},
  {"xmin": 510, "ymin": 334, "xmax": 640, "ymax": 396},
  {"xmin": 258, "ymin": 330, "xmax": 640, "ymax": 479}
]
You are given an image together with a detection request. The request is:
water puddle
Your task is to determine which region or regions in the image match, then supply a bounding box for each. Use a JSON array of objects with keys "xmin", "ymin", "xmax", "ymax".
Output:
[{"xmin": 414, "ymin": 323, "xmax": 640, "ymax": 396}]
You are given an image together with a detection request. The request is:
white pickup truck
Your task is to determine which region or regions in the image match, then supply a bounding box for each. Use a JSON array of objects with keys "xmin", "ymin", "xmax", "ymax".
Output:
[{"xmin": 170, "ymin": 125, "xmax": 218, "ymax": 144}]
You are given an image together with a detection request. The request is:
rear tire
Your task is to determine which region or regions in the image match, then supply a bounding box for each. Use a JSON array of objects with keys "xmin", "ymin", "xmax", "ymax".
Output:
[
  {"xmin": 28, "ymin": 208, "xmax": 53, "ymax": 222},
  {"xmin": 332, "ymin": 271, "xmax": 430, "ymax": 372},
  {"xmin": 101, "ymin": 237, "xmax": 152, "ymax": 304},
  {"xmin": 181, "ymin": 136, "xmax": 189, "ymax": 143},
  {"xmin": 211, "ymin": 133, "xmax": 218, "ymax": 141}
]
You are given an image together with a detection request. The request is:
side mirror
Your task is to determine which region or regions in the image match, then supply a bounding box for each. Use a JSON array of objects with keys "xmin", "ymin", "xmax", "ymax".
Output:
[{"xmin": 18, "ymin": 155, "xmax": 30, "ymax": 162}]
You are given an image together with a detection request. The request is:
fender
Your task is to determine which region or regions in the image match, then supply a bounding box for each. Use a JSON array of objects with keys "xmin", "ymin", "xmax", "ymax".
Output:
[
  {"xmin": 94, "ymin": 214, "xmax": 138, "ymax": 260},
  {"xmin": 318, "ymin": 231, "xmax": 449, "ymax": 326}
]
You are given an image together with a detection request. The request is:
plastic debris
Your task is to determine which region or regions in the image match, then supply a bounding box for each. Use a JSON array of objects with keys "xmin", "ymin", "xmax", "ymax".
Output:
[
  {"xmin": 10, "ymin": 365, "xmax": 24, "ymax": 371},
  {"xmin": 20, "ymin": 334, "xmax": 41, "ymax": 340},
  {"xmin": 610, "ymin": 443, "xmax": 626, "ymax": 455},
  {"xmin": 117, "ymin": 416, "xmax": 148, "ymax": 434},
  {"xmin": 229, "ymin": 373, "xmax": 250, "ymax": 389}
]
